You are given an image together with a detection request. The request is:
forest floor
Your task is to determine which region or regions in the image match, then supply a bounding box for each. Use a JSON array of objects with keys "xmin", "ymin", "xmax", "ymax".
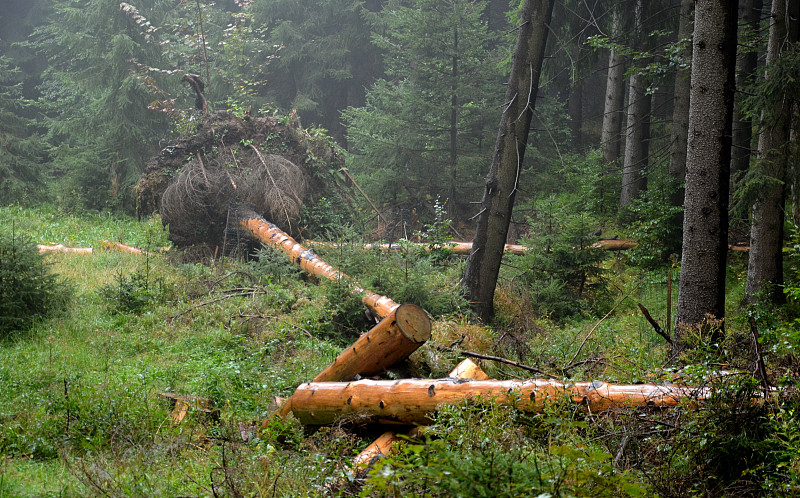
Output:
[{"xmin": 0, "ymin": 204, "xmax": 798, "ymax": 497}]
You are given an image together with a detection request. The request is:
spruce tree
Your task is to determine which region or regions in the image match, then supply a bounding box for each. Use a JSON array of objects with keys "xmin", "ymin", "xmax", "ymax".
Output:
[{"xmin": 343, "ymin": 0, "xmax": 500, "ymax": 217}]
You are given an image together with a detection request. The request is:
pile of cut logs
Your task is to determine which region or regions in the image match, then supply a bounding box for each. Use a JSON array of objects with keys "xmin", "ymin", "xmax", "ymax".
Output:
[{"xmin": 239, "ymin": 211, "xmax": 709, "ymax": 471}]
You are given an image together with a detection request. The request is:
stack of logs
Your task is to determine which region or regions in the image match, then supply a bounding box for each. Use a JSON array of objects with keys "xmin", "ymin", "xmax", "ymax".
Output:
[{"xmin": 239, "ymin": 211, "xmax": 710, "ymax": 472}]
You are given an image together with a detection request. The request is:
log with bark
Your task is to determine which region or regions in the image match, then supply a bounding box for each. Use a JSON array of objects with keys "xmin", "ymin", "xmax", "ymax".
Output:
[
  {"xmin": 288, "ymin": 378, "xmax": 709, "ymax": 426},
  {"xmin": 238, "ymin": 210, "xmax": 399, "ymax": 319}
]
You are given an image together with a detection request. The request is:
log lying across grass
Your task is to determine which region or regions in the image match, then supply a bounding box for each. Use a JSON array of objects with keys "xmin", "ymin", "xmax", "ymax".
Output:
[
  {"xmin": 288, "ymin": 378, "xmax": 710, "ymax": 426},
  {"xmin": 238, "ymin": 211, "xmax": 400, "ymax": 319},
  {"xmin": 352, "ymin": 359, "xmax": 488, "ymax": 471},
  {"xmin": 276, "ymin": 303, "xmax": 432, "ymax": 418},
  {"xmin": 308, "ymin": 240, "xmax": 530, "ymax": 256},
  {"xmin": 37, "ymin": 244, "xmax": 93, "ymax": 254},
  {"xmin": 311, "ymin": 240, "xmax": 642, "ymax": 255}
]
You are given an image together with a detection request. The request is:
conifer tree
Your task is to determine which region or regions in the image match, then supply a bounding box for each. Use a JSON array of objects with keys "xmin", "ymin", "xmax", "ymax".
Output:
[
  {"xmin": 343, "ymin": 0, "xmax": 500, "ymax": 217},
  {"xmin": 33, "ymin": 0, "xmax": 174, "ymax": 210}
]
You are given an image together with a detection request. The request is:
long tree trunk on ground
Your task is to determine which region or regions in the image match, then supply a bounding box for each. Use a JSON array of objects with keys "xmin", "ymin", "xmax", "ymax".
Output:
[
  {"xmin": 668, "ymin": 0, "xmax": 695, "ymax": 209},
  {"xmin": 239, "ymin": 210, "xmax": 400, "ymax": 319},
  {"xmin": 729, "ymin": 0, "xmax": 763, "ymax": 203},
  {"xmin": 288, "ymin": 378, "xmax": 710, "ymax": 426},
  {"xmin": 675, "ymin": 0, "xmax": 738, "ymax": 347},
  {"xmin": 744, "ymin": 0, "xmax": 797, "ymax": 305},
  {"xmin": 619, "ymin": 0, "xmax": 651, "ymax": 212},
  {"xmin": 462, "ymin": 0, "xmax": 555, "ymax": 323},
  {"xmin": 600, "ymin": 6, "xmax": 626, "ymax": 195}
]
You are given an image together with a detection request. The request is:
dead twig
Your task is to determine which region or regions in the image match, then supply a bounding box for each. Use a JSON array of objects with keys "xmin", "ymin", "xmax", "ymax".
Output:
[
  {"xmin": 561, "ymin": 355, "xmax": 605, "ymax": 376},
  {"xmin": 567, "ymin": 281, "xmax": 642, "ymax": 367},
  {"xmin": 462, "ymin": 351, "xmax": 547, "ymax": 376},
  {"xmin": 171, "ymin": 291, "xmax": 264, "ymax": 322},
  {"xmin": 637, "ymin": 303, "xmax": 672, "ymax": 344},
  {"xmin": 437, "ymin": 334, "xmax": 466, "ymax": 351},
  {"xmin": 748, "ymin": 317, "xmax": 771, "ymax": 397}
]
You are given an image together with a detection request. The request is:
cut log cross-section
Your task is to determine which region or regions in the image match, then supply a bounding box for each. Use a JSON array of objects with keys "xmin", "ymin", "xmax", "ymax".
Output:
[
  {"xmin": 238, "ymin": 211, "xmax": 399, "ymax": 319},
  {"xmin": 288, "ymin": 378, "xmax": 710, "ymax": 426},
  {"xmin": 313, "ymin": 304, "xmax": 431, "ymax": 383},
  {"xmin": 276, "ymin": 304, "xmax": 432, "ymax": 418}
]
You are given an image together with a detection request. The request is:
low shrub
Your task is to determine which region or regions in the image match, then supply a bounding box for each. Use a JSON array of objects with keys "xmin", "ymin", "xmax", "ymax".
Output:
[{"xmin": 0, "ymin": 229, "xmax": 70, "ymax": 336}]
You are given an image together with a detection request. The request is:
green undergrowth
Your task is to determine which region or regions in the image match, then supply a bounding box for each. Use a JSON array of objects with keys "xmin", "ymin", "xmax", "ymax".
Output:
[{"xmin": 1, "ymin": 205, "xmax": 799, "ymax": 496}]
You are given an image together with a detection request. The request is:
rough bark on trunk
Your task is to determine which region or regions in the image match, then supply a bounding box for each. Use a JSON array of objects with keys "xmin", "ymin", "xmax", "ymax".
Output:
[
  {"xmin": 619, "ymin": 72, "xmax": 652, "ymax": 209},
  {"xmin": 675, "ymin": 0, "xmax": 738, "ymax": 342},
  {"xmin": 288, "ymin": 378, "xmax": 710, "ymax": 426},
  {"xmin": 744, "ymin": 0, "xmax": 796, "ymax": 305},
  {"xmin": 463, "ymin": 0, "xmax": 555, "ymax": 323}
]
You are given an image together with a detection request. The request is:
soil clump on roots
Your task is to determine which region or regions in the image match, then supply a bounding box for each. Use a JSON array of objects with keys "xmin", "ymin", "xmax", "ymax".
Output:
[{"xmin": 136, "ymin": 111, "xmax": 351, "ymax": 249}]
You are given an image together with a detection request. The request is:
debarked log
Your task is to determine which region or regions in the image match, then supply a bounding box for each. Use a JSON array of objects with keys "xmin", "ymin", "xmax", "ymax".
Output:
[
  {"xmin": 592, "ymin": 239, "xmax": 638, "ymax": 251},
  {"xmin": 308, "ymin": 240, "xmax": 529, "ymax": 256},
  {"xmin": 352, "ymin": 359, "xmax": 488, "ymax": 471},
  {"xmin": 238, "ymin": 211, "xmax": 399, "ymax": 319},
  {"xmin": 275, "ymin": 303, "xmax": 431, "ymax": 418},
  {"xmin": 289, "ymin": 378, "xmax": 710, "ymax": 426},
  {"xmin": 312, "ymin": 303, "xmax": 431, "ymax": 383},
  {"xmin": 37, "ymin": 244, "xmax": 93, "ymax": 254}
]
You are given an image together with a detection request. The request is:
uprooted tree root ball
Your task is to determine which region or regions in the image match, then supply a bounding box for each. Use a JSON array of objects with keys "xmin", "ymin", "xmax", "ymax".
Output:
[{"xmin": 135, "ymin": 110, "xmax": 353, "ymax": 248}]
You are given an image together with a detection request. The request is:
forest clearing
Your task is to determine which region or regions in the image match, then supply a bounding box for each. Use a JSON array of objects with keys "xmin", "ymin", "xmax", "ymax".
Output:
[{"xmin": 2, "ymin": 0, "xmax": 800, "ymax": 496}]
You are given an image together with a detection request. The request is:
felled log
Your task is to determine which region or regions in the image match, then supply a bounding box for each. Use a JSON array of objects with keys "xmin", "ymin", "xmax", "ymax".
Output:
[
  {"xmin": 352, "ymin": 359, "xmax": 488, "ymax": 471},
  {"xmin": 312, "ymin": 304, "xmax": 431, "ymax": 383},
  {"xmin": 37, "ymin": 244, "xmax": 93, "ymax": 254},
  {"xmin": 308, "ymin": 240, "xmax": 529, "ymax": 256},
  {"xmin": 239, "ymin": 211, "xmax": 399, "ymax": 319},
  {"xmin": 159, "ymin": 392, "xmax": 218, "ymax": 424},
  {"xmin": 276, "ymin": 304, "xmax": 431, "ymax": 418},
  {"xmin": 288, "ymin": 378, "xmax": 709, "ymax": 426},
  {"xmin": 592, "ymin": 239, "xmax": 638, "ymax": 251}
]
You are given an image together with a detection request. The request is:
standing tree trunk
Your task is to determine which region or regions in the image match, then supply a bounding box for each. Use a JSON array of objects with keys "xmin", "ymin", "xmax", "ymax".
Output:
[
  {"xmin": 600, "ymin": 7, "xmax": 626, "ymax": 167},
  {"xmin": 463, "ymin": 0, "xmax": 556, "ymax": 323},
  {"xmin": 668, "ymin": 0, "xmax": 695, "ymax": 208},
  {"xmin": 744, "ymin": 0, "xmax": 797, "ymax": 305},
  {"xmin": 449, "ymin": 23, "xmax": 459, "ymax": 215},
  {"xmin": 619, "ymin": 0, "xmax": 651, "ymax": 212},
  {"xmin": 675, "ymin": 0, "xmax": 738, "ymax": 347},
  {"xmin": 729, "ymin": 0, "xmax": 763, "ymax": 202}
]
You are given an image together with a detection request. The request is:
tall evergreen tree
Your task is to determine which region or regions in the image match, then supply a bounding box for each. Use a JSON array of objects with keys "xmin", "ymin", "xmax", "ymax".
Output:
[
  {"xmin": 0, "ymin": 56, "xmax": 47, "ymax": 203},
  {"xmin": 675, "ymin": 0, "xmax": 738, "ymax": 344},
  {"xmin": 744, "ymin": 0, "xmax": 798, "ymax": 305},
  {"xmin": 250, "ymin": 0, "xmax": 382, "ymax": 142},
  {"xmin": 33, "ymin": 0, "xmax": 175, "ymax": 210},
  {"xmin": 343, "ymin": 0, "xmax": 500, "ymax": 217},
  {"xmin": 463, "ymin": 0, "xmax": 555, "ymax": 323}
]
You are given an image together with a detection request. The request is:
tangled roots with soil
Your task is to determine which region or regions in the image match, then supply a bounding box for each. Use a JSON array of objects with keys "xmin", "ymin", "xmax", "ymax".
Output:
[{"xmin": 161, "ymin": 148, "xmax": 306, "ymax": 247}]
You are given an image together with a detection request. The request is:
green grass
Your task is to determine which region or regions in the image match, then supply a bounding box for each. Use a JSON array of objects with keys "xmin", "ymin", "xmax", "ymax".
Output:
[{"xmin": 1, "ymin": 204, "xmax": 797, "ymax": 496}]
